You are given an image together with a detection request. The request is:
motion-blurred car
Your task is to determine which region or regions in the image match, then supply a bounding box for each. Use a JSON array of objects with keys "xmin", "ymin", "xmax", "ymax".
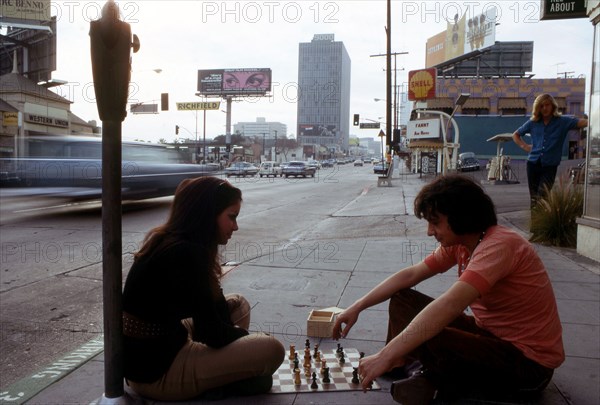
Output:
[
  {"xmin": 225, "ymin": 162, "xmax": 258, "ymax": 177},
  {"xmin": 353, "ymin": 159, "xmax": 363, "ymax": 167},
  {"xmin": 282, "ymin": 161, "xmax": 316, "ymax": 177}
]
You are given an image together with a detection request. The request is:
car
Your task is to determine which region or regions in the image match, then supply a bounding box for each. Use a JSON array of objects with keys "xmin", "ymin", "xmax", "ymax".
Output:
[
  {"xmin": 321, "ymin": 159, "xmax": 334, "ymax": 168},
  {"xmin": 258, "ymin": 161, "xmax": 282, "ymax": 177},
  {"xmin": 458, "ymin": 157, "xmax": 481, "ymax": 172},
  {"xmin": 353, "ymin": 159, "xmax": 363, "ymax": 167},
  {"xmin": 373, "ymin": 161, "xmax": 389, "ymax": 175},
  {"xmin": 307, "ymin": 160, "xmax": 321, "ymax": 170},
  {"xmin": 281, "ymin": 161, "xmax": 316, "ymax": 177},
  {"xmin": 224, "ymin": 162, "xmax": 258, "ymax": 177}
]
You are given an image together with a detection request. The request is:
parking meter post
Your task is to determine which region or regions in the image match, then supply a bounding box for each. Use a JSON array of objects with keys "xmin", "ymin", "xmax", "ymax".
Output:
[{"xmin": 90, "ymin": 0, "xmax": 139, "ymax": 400}]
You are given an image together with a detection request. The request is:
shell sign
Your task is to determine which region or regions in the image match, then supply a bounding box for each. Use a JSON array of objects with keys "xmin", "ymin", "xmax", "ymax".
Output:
[{"xmin": 408, "ymin": 68, "xmax": 437, "ymax": 100}]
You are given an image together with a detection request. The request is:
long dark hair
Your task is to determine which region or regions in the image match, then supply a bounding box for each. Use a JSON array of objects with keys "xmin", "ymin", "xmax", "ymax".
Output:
[
  {"xmin": 414, "ymin": 174, "xmax": 496, "ymax": 235},
  {"xmin": 135, "ymin": 176, "xmax": 242, "ymax": 283}
]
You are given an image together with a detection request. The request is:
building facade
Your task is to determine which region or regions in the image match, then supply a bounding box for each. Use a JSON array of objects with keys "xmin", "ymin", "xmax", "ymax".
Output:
[
  {"xmin": 297, "ymin": 34, "xmax": 351, "ymax": 155},
  {"xmin": 233, "ymin": 117, "xmax": 286, "ymax": 139},
  {"xmin": 0, "ymin": 71, "xmax": 97, "ymax": 158}
]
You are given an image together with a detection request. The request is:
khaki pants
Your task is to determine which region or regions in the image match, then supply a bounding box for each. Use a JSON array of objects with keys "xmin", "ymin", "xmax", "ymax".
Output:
[{"xmin": 128, "ymin": 294, "xmax": 285, "ymax": 401}]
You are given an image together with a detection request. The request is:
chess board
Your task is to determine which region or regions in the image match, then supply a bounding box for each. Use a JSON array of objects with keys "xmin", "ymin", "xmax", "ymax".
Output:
[{"xmin": 270, "ymin": 347, "xmax": 381, "ymax": 393}]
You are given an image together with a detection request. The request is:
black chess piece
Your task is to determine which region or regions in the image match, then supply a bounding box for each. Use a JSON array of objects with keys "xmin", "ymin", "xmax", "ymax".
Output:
[
  {"xmin": 360, "ymin": 351, "xmax": 365, "ymax": 359},
  {"xmin": 305, "ymin": 338, "xmax": 310, "ymax": 349},
  {"xmin": 352, "ymin": 367, "xmax": 360, "ymax": 384},
  {"xmin": 322, "ymin": 367, "xmax": 331, "ymax": 384},
  {"xmin": 311, "ymin": 372, "xmax": 318, "ymax": 389},
  {"xmin": 294, "ymin": 358, "xmax": 299, "ymax": 371},
  {"xmin": 339, "ymin": 352, "xmax": 345, "ymax": 364}
]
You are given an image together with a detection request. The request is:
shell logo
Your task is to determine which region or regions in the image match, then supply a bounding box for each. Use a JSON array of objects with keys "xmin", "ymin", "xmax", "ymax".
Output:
[{"xmin": 408, "ymin": 68, "xmax": 437, "ymax": 100}]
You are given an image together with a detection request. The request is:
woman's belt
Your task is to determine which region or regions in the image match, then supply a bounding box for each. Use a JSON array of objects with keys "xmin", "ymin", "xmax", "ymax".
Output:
[{"xmin": 123, "ymin": 311, "xmax": 170, "ymax": 339}]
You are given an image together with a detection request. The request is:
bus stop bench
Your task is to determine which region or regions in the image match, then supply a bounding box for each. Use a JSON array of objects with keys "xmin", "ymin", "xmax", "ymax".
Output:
[{"xmin": 377, "ymin": 165, "xmax": 393, "ymax": 187}]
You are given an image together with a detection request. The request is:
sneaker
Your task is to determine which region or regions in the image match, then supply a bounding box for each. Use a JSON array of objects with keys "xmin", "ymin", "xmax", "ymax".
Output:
[{"xmin": 391, "ymin": 373, "xmax": 437, "ymax": 405}]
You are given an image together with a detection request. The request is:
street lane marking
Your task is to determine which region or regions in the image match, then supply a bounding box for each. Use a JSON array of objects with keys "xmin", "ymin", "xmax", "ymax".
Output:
[{"xmin": 0, "ymin": 335, "xmax": 104, "ymax": 404}]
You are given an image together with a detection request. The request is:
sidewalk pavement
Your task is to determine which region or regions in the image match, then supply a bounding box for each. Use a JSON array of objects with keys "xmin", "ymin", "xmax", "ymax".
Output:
[{"xmin": 17, "ymin": 172, "xmax": 599, "ymax": 405}]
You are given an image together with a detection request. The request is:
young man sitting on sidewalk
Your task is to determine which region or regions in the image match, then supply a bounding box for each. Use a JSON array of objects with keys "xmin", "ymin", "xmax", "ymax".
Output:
[{"xmin": 332, "ymin": 175, "xmax": 563, "ymax": 404}]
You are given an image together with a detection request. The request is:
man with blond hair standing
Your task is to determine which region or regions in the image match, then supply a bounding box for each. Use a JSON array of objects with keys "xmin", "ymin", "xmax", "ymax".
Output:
[{"xmin": 512, "ymin": 93, "xmax": 587, "ymax": 207}]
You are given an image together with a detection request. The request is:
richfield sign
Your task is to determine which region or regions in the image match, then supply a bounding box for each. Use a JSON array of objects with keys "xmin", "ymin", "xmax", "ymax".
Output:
[{"xmin": 408, "ymin": 68, "xmax": 437, "ymax": 101}]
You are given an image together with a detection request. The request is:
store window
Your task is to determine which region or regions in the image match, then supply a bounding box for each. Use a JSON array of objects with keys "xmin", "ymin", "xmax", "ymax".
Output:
[{"xmin": 584, "ymin": 22, "xmax": 600, "ymax": 219}]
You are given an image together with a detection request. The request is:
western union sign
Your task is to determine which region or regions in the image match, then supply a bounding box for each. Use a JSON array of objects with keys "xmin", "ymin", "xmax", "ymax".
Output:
[{"xmin": 176, "ymin": 102, "xmax": 221, "ymax": 111}]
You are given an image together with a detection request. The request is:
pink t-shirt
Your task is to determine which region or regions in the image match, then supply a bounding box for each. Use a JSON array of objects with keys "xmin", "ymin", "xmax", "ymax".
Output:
[{"xmin": 424, "ymin": 225, "xmax": 564, "ymax": 369}]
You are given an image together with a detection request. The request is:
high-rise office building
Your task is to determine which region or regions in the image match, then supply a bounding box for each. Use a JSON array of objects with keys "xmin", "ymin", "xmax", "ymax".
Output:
[{"xmin": 297, "ymin": 34, "xmax": 351, "ymax": 155}]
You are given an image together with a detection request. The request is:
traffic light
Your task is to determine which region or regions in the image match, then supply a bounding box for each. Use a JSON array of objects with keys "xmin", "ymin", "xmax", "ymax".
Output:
[
  {"xmin": 353, "ymin": 114, "xmax": 359, "ymax": 126},
  {"xmin": 175, "ymin": 125, "xmax": 179, "ymax": 135}
]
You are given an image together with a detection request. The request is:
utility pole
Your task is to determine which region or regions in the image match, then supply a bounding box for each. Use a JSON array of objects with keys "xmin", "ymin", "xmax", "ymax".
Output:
[{"xmin": 370, "ymin": 50, "xmax": 408, "ymax": 154}]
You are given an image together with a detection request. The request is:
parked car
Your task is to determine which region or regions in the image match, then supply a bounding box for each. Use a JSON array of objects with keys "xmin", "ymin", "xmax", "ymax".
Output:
[
  {"xmin": 258, "ymin": 161, "xmax": 282, "ymax": 177},
  {"xmin": 353, "ymin": 159, "xmax": 363, "ymax": 167},
  {"xmin": 458, "ymin": 157, "xmax": 481, "ymax": 172},
  {"xmin": 281, "ymin": 161, "xmax": 316, "ymax": 177},
  {"xmin": 373, "ymin": 162, "xmax": 389, "ymax": 175},
  {"xmin": 225, "ymin": 162, "xmax": 258, "ymax": 177}
]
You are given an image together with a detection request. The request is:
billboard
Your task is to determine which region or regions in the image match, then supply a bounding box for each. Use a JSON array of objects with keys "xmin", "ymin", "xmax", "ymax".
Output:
[
  {"xmin": 0, "ymin": 0, "xmax": 51, "ymax": 21},
  {"xmin": 426, "ymin": 6, "xmax": 497, "ymax": 67},
  {"xmin": 298, "ymin": 124, "xmax": 337, "ymax": 137},
  {"xmin": 197, "ymin": 68, "xmax": 272, "ymax": 96}
]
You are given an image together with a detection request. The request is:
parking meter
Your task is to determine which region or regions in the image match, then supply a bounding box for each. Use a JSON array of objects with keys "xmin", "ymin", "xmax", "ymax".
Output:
[{"xmin": 90, "ymin": 0, "xmax": 140, "ymax": 122}]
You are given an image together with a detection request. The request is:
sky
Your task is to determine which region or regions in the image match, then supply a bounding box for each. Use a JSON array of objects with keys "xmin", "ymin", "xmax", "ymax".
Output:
[{"xmin": 47, "ymin": 0, "xmax": 594, "ymax": 144}]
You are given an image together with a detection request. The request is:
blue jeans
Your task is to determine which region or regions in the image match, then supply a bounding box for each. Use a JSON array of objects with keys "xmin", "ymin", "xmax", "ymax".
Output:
[{"xmin": 526, "ymin": 160, "xmax": 558, "ymax": 208}]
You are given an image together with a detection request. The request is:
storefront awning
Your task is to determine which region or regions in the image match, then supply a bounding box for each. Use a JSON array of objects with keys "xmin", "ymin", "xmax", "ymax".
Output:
[
  {"xmin": 498, "ymin": 98, "xmax": 527, "ymax": 109},
  {"xmin": 426, "ymin": 98, "xmax": 453, "ymax": 109},
  {"xmin": 408, "ymin": 140, "xmax": 444, "ymax": 149},
  {"xmin": 462, "ymin": 97, "xmax": 490, "ymax": 109},
  {"xmin": 554, "ymin": 97, "xmax": 567, "ymax": 108}
]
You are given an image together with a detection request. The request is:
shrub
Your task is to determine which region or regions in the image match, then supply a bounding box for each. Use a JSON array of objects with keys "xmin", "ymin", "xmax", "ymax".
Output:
[{"xmin": 530, "ymin": 175, "xmax": 584, "ymax": 247}]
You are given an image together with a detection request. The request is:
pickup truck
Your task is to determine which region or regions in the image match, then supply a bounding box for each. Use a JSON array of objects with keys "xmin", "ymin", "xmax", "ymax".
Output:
[{"xmin": 281, "ymin": 161, "xmax": 316, "ymax": 178}]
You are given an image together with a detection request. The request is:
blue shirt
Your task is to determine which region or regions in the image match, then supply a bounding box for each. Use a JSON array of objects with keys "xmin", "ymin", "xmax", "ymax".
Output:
[{"xmin": 516, "ymin": 116, "xmax": 580, "ymax": 166}]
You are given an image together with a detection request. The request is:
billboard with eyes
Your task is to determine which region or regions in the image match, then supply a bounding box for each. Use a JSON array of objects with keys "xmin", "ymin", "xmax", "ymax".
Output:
[{"xmin": 197, "ymin": 68, "xmax": 272, "ymax": 96}]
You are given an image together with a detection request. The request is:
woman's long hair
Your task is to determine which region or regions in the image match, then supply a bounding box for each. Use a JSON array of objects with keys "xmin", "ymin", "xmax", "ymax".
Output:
[
  {"xmin": 135, "ymin": 177, "xmax": 242, "ymax": 285},
  {"xmin": 531, "ymin": 93, "xmax": 560, "ymax": 122}
]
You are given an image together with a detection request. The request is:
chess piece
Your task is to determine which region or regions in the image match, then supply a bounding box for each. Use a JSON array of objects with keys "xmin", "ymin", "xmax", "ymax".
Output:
[
  {"xmin": 352, "ymin": 367, "xmax": 360, "ymax": 384},
  {"xmin": 322, "ymin": 367, "xmax": 331, "ymax": 384},
  {"xmin": 336, "ymin": 343, "xmax": 341, "ymax": 354},
  {"xmin": 320, "ymin": 359, "xmax": 327, "ymax": 374},
  {"xmin": 310, "ymin": 372, "xmax": 318, "ymax": 389},
  {"xmin": 314, "ymin": 350, "xmax": 321, "ymax": 363},
  {"xmin": 360, "ymin": 351, "xmax": 365, "ymax": 359},
  {"xmin": 294, "ymin": 357, "xmax": 299, "ymax": 371},
  {"xmin": 339, "ymin": 351, "xmax": 345, "ymax": 364},
  {"xmin": 304, "ymin": 365, "xmax": 311, "ymax": 377},
  {"xmin": 304, "ymin": 349, "xmax": 311, "ymax": 368},
  {"xmin": 289, "ymin": 344, "xmax": 295, "ymax": 360},
  {"xmin": 294, "ymin": 368, "xmax": 301, "ymax": 385},
  {"xmin": 313, "ymin": 344, "xmax": 319, "ymax": 358},
  {"xmin": 305, "ymin": 338, "xmax": 310, "ymax": 349}
]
